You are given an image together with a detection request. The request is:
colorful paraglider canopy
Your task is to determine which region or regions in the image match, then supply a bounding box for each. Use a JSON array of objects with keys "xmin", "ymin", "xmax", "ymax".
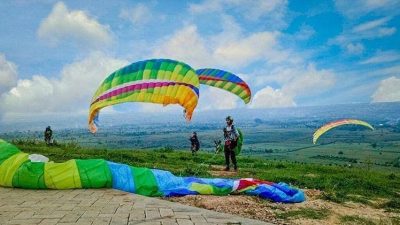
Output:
[
  {"xmin": 0, "ymin": 139, "xmax": 305, "ymax": 203},
  {"xmin": 88, "ymin": 59, "xmax": 200, "ymax": 133},
  {"xmin": 196, "ymin": 68, "xmax": 251, "ymax": 104},
  {"xmin": 313, "ymin": 119, "xmax": 374, "ymax": 144}
]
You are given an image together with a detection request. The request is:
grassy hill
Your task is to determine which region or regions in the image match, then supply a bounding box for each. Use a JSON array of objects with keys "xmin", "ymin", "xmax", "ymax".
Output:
[
  {"xmin": 8, "ymin": 140, "xmax": 400, "ymax": 224},
  {"xmin": 13, "ymin": 140, "xmax": 400, "ymax": 208},
  {"xmin": 4, "ymin": 123, "xmax": 400, "ymax": 174}
]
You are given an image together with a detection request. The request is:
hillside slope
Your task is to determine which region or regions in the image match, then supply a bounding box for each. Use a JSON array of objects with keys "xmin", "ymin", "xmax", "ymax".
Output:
[{"xmin": 12, "ymin": 140, "xmax": 400, "ymax": 224}]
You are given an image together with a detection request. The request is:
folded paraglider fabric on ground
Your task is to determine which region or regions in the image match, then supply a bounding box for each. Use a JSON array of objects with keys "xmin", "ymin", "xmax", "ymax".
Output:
[{"xmin": 0, "ymin": 140, "xmax": 305, "ymax": 203}]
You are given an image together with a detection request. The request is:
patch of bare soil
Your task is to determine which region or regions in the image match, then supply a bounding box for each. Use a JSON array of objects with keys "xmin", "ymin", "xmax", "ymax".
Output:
[
  {"xmin": 278, "ymin": 189, "xmax": 399, "ymax": 225},
  {"xmin": 166, "ymin": 195, "xmax": 287, "ymax": 224},
  {"xmin": 209, "ymin": 165, "xmax": 239, "ymax": 177},
  {"xmin": 165, "ymin": 189, "xmax": 400, "ymax": 225}
]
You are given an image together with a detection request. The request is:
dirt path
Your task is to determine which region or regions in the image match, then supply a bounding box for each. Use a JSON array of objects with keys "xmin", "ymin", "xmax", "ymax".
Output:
[
  {"xmin": 166, "ymin": 167, "xmax": 400, "ymax": 225},
  {"xmin": 209, "ymin": 165, "xmax": 239, "ymax": 177},
  {"xmin": 167, "ymin": 189, "xmax": 399, "ymax": 225}
]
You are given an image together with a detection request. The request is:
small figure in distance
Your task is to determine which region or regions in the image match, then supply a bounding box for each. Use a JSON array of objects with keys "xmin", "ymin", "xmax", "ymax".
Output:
[
  {"xmin": 44, "ymin": 126, "xmax": 53, "ymax": 146},
  {"xmin": 189, "ymin": 132, "xmax": 200, "ymax": 156}
]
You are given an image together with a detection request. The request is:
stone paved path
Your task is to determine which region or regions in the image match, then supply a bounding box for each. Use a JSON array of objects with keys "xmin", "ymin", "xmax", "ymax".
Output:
[{"xmin": 0, "ymin": 188, "xmax": 272, "ymax": 225}]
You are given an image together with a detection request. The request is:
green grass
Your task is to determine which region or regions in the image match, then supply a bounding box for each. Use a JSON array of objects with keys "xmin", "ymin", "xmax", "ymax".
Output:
[
  {"xmin": 12, "ymin": 140, "xmax": 400, "ymax": 205},
  {"xmin": 277, "ymin": 208, "xmax": 330, "ymax": 220},
  {"xmin": 381, "ymin": 198, "xmax": 400, "ymax": 212},
  {"xmin": 339, "ymin": 215, "xmax": 376, "ymax": 225}
]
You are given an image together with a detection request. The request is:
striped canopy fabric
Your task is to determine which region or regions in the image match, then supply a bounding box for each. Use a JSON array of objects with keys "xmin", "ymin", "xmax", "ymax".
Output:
[
  {"xmin": 313, "ymin": 119, "xmax": 374, "ymax": 144},
  {"xmin": 196, "ymin": 68, "xmax": 251, "ymax": 104},
  {"xmin": 0, "ymin": 140, "xmax": 305, "ymax": 203},
  {"xmin": 88, "ymin": 59, "xmax": 254, "ymax": 133},
  {"xmin": 89, "ymin": 59, "xmax": 200, "ymax": 133}
]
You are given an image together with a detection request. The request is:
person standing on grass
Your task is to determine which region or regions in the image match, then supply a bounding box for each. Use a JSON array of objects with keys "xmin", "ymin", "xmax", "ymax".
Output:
[
  {"xmin": 44, "ymin": 126, "xmax": 53, "ymax": 145},
  {"xmin": 189, "ymin": 132, "xmax": 200, "ymax": 155},
  {"xmin": 224, "ymin": 116, "xmax": 239, "ymax": 171}
]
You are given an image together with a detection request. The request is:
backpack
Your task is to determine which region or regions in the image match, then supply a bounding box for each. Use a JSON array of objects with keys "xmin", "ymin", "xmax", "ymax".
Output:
[{"xmin": 233, "ymin": 128, "xmax": 243, "ymax": 155}]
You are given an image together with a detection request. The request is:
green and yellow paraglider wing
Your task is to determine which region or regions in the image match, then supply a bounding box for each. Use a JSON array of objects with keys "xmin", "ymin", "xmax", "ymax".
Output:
[
  {"xmin": 88, "ymin": 59, "xmax": 200, "ymax": 133},
  {"xmin": 313, "ymin": 119, "xmax": 374, "ymax": 144},
  {"xmin": 195, "ymin": 68, "xmax": 251, "ymax": 104},
  {"xmin": 233, "ymin": 128, "xmax": 244, "ymax": 155}
]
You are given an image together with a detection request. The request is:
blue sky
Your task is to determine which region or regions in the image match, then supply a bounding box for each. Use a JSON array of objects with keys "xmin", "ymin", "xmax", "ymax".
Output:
[{"xmin": 0, "ymin": 0, "xmax": 399, "ymax": 121}]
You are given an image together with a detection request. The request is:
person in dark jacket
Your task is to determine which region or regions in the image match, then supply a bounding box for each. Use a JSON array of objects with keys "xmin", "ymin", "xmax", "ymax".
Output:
[
  {"xmin": 44, "ymin": 126, "xmax": 53, "ymax": 145},
  {"xmin": 223, "ymin": 116, "xmax": 239, "ymax": 171},
  {"xmin": 189, "ymin": 132, "xmax": 200, "ymax": 155}
]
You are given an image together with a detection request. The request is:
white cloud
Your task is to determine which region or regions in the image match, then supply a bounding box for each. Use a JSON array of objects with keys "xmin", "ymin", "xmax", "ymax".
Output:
[
  {"xmin": 37, "ymin": 2, "xmax": 112, "ymax": 48},
  {"xmin": 329, "ymin": 17, "xmax": 396, "ymax": 55},
  {"xmin": 254, "ymin": 64, "xmax": 336, "ymax": 95},
  {"xmin": 250, "ymin": 86, "xmax": 295, "ymax": 109},
  {"xmin": 3, "ymin": 76, "xmax": 54, "ymax": 113},
  {"xmin": 294, "ymin": 25, "xmax": 316, "ymax": 41},
  {"xmin": 345, "ymin": 43, "xmax": 365, "ymax": 55},
  {"xmin": 360, "ymin": 51, "xmax": 400, "ymax": 64},
  {"xmin": 335, "ymin": 0, "xmax": 400, "ymax": 18},
  {"xmin": 153, "ymin": 24, "xmax": 285, "ymax": 69},
  {"xmin": 151, "ymin": 17, "xmax": 329, "ymax": 110},
  {"xmin": 197, "ymin": 87, "xmax": 238, "ymax": 111},
  {"xmin": 366, "ymin": 64, "xmax": 400, "ymax": 77},
  {"xmin": 351, "ymin": 17, "xmax": 396, "ymax": 38},
  {"xmin": 189, "ymin": 0, "xmax": 288, "ymax": 27},
  {"xmin": 376, "ymin": 27, "xmax": 396, "ymax": 37},
  {"xmin": 119, "ymin": 4, "xmax": 151, "ymax": 25},
  {"xmin": 152, "ymin": 25, "xmax": 214, "ymax": 68},
  {"xmin": 210, "ymin": 15, "xmax": 243, "ymax": 45},
  {"xmin": 214, "ymin": 32, "xmax": 280, "ymax": 67},
  {"xmin": 250, "ymin": 63, "xmax": 337, "ymax": 108},
  {"xmin": 1, "ymin": 52, "xmax": 127, "ymax": 118},
  {"xmin": 352, "ymin": 17, "xmax": 391, "ymax": 33},
  {"xmin": 189, "ymin": 0, "xmax": 222, "ymax": 14},
  {"xmin": 246, "ymin": 60, "xmax": 337, "ymax": 109},
  {"xmin": 281, "ymin": 64, "xmax": 336, "ymax": 97},
  {"xmin": 372, "ymin": 76, "xmax": 400, "ymax": 102},
  {"xmin": 0, "ymin": 54, "xmax": 18, "ymax": 94}
]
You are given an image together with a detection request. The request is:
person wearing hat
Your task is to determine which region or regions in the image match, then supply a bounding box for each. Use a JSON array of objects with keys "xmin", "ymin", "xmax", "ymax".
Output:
[{"xmin": 223, "ymin": 116, "xmax": 239, "ymax": 171}]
